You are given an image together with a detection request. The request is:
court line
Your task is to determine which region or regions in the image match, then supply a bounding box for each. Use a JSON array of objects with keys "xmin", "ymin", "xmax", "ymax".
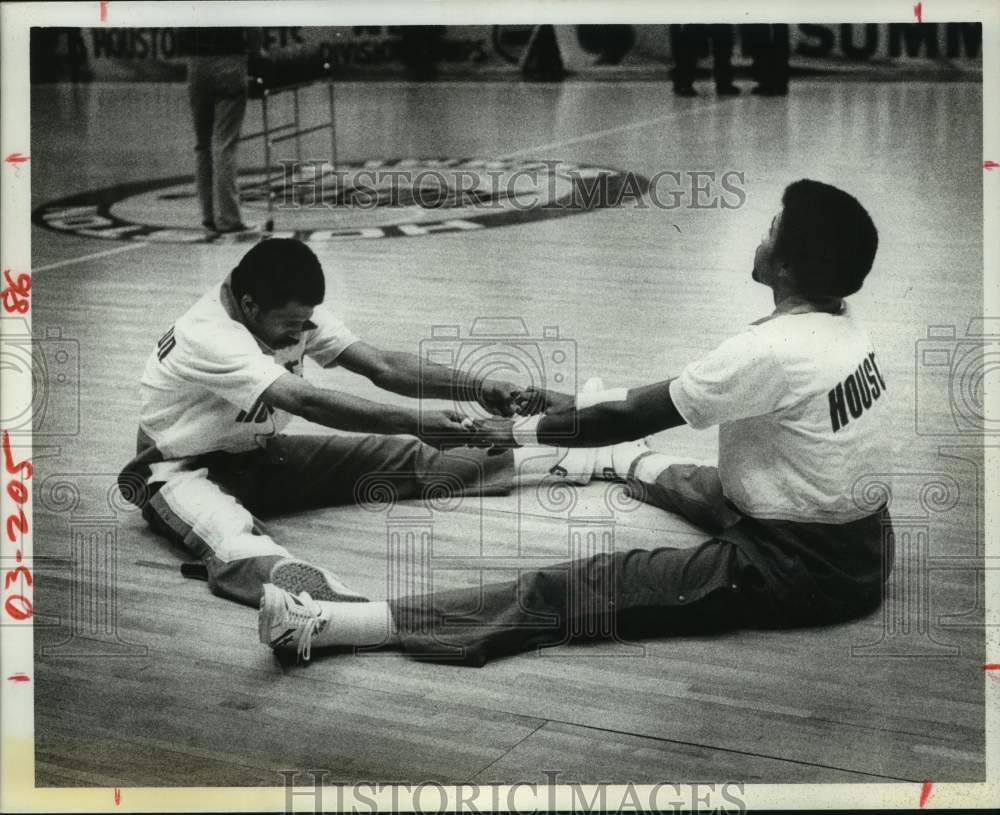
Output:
[
  {"xmin": 32, "ymin": 241, "xmax": 150, "ymax": 273},
  {"xmin": 497, "ymin": 99, "xmax": 729, "ymax": 159},
  {"xmin": 31, "ymin": 99, "xmax": 727, "ymax": 271}
]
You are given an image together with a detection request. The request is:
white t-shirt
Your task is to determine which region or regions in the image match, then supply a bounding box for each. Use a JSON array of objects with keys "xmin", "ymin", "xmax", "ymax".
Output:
[
  {"xmin": 669, "ymin": 307, "xmax": 891, "ymax": 523},
  {"xmin": 138, "ymin": 279, "xmax": 358, "ymax": 460}
]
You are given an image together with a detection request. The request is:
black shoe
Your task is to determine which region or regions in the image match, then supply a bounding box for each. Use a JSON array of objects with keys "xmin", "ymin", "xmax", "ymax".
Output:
[
  {"xmin": 751, "ymin": 85, "xmax": 787, "ymax": 97},
  {"xmin": 673, "ymin": 86, "xmax": 697, "ymax": 97},
  {"xmin": 716, "ymin": 84, "xmax": 740, "ymax": 96},
  {"xmin": 213, "ymin": 222, "xmax": 257, "ymax": 235}
]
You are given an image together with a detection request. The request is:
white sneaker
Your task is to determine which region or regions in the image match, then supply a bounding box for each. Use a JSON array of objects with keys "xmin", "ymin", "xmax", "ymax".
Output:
[
  {"xmin": 269, "ymin": 558, "xmax": 368, "ymax": 603},
  {"xmin": 259, "ymin": 583, "xmax": 330, "ymax": 662},
  {"xmin": 547, "ymin": 447, "xmax": 597, "ymax": 485},
  {"xmin": 593, "ymin": 439, "xmax": 651, "ymax": 481}
]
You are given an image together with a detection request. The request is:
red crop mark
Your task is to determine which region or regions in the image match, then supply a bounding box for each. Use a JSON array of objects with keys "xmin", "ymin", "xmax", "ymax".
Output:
[
  {"xmin": 100, "ymin": 1, "xmax": 108, "ymax": 22},
  {"xmin": 1, "ymin": 269, "xmax": 31, "ymax": 314},
  {"xmin": 114, "ymin": 788, "xmax": 121, "ymax": 805},
  {"xmin": 985, "ymin": 161, "xmax": 1000, "ymax": 171},
  {"xmin": 914, "ymin": 2, "xmax": 923, "ymax": 22},
  {"xmin": 919, "ymin": 779, "xmax": 933, "ymax": 807},
  {"xmin": 4, "ymin": 153, "xmax": 29, "ymax": 165},
  {"xmin": 7, "ymin": 673, "xmax": 30, "ymax": 683}
]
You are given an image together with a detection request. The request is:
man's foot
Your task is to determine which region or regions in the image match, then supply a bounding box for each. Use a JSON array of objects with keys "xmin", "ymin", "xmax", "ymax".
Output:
[
  {"xmin": 547, "ymin": 447, "xmax": 597, "ymax": 486},
  {"xmin": 211, "ymin": 222, "xmax": 259, "ymax": 236},
  {"xmin": 269, "ymin": 557, "xmax": 369, "ymax": 603},
  {"xmin": 593, "ymin": 439, "xmax": 652, "ymax": 481},
  {"xmin": 716, "ymin": 84, "xmax": 740, "ymax": 96},
  {"xmin": 673, "ymin": 86, "xmax": 697, "ymax": 97},
  {"xmin": 259, "ymin": 583, "xmax": 330, "ymax": 662}
]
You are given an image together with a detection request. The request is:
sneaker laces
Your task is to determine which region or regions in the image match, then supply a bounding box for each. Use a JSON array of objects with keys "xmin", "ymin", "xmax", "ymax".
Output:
[{"xmin": 286, "ymin": 591, "xmax": 326, "ymax": 662}]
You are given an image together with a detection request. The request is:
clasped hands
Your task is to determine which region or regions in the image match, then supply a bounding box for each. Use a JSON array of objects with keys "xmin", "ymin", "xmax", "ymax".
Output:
[{"xmin": 418, "ymin": 380, "xmax": 573, "ymax": 451}]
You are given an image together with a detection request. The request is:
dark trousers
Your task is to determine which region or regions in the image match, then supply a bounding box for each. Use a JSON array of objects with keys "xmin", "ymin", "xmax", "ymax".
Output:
[
  {"xmin": 389, "ymin": 462, "xmax": 893, "ymax": 666},
  {"xmin": 740, "ymin": 24, "xmax": 790, "ymax": 92},
  {"xmin": 142, "ymin": 434, "xmax": 513, "ymax": 606},
  {"xmin": 188, "ymin": 55, "xmax": 248, "ymax": 231},
  {"xmin": 670, "ymin": 24, "xmax": 735, "ymax": 91}
]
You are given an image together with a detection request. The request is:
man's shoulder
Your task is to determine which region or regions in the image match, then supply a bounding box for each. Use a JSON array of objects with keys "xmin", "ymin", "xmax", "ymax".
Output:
[
  {"xmin": 172, "ymin": 286, "xmax": 259, "ymax": 359},
  {"xmin": 750, "ymin": 310, "xmax": 867, "ymax": 350}
]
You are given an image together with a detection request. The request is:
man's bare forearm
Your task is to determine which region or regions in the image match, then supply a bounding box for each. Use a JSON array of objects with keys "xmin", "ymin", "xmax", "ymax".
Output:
[
  {"xmin": 525, "ymin": 380, "xmax": 686, "ymax": 447},
  {"xmin": 372, "ymin": 350, "xmax": 482, "ymax": 402},
  {"xmin": 298, "ymin": 387, "xmax": 420, "ymax": 436}
]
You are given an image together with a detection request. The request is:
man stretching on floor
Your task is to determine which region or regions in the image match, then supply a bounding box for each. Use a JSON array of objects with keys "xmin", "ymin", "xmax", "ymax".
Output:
[
  {"xmin": 118, "ymin": 238, "xmax": 590, "ymax": 608},
  {"xmin": 259, "ymin": 179, "xmax": 895, "ymax": 666}
]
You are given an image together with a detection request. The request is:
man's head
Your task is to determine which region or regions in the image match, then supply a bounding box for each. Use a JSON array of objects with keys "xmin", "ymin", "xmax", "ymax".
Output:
[
  {"xmin": 752, "ymin": 179, "xmax": 878, "ymax": 300},
  {"xmin": 231, "ymin": 238, "xmax": 325, "ymax": 349}
]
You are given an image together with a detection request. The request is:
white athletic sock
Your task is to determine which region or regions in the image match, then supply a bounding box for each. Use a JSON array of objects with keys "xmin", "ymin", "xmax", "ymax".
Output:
[
  {"xmin": 513, "ymin": 446, "xmax": 594, "ymax": 485},
  {"xmin": 311, "ymin": 600, "xmax": 400, "ymax": 648},
  {"xmin": 632, "ymin": 452, "xmax": 679, "ymax": 485}
]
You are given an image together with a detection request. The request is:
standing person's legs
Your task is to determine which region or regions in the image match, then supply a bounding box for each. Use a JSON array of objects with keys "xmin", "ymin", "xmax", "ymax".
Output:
[
  {"xmin": 669, "ymin": 25, "xmax": 698, "ymax": 94},
  {"xmin": 187, "ymin": 58, "xmax": 216, "ymax": 230},
  {"xmin": 740, "ymin": 24, "xmax": 767, "ymax": 91},
  {"xmin": 770, "ymin": 24, "xmax": 791, "ymax": 93},
  {"xmin": 209, "ymin": 56, "xmax": 248, "ymax": 231},
  {"xmin": 709, "ymin": 24, "xmax": 737, "ymax": 92}
]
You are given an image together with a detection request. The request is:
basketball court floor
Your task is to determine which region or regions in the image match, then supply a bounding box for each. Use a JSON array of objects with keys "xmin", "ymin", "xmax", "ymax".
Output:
[{"xmin": 28, "ymin": 78, "xmax": 985, "ymax": 785}]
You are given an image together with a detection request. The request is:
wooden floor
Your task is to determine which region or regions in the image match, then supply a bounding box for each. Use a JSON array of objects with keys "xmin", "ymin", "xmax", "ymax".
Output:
[{"xmin": 28, "ymin": 79, "xmax": 986, "ymax": 786}]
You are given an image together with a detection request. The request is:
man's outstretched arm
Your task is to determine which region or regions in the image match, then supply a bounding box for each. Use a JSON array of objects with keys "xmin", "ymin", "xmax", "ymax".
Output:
[
  {"xmin": 480, "ymin": 379, "xmax": 687, "ymax": 448},
  {"xmin": 336, "ymin": 341, "xmax": 519, "ymax": 416},
  {"xmin": 261, "ymin": 373, "xmax": 479, "ymax": 448}
]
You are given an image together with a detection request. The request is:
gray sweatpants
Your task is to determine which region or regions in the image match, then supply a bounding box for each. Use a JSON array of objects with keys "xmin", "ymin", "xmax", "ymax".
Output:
[{"xmin": 143, "ymin": 434, "xmax": 514, "ymax": 606}]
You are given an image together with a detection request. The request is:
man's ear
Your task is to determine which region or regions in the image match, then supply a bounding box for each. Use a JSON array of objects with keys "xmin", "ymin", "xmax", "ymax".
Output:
[
  {"xmin": 240, "ymin": 294, "xmax": 259, "ymax": 321},
  {"xmin": 775, "ymin": 262, "xmax": 797, "ymax": 286}
]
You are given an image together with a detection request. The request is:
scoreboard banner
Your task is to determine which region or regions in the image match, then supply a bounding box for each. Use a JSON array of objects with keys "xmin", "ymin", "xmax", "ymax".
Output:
[{"xmin": 30, "ymin": 23, "xmax": 982, "ymax": 83}]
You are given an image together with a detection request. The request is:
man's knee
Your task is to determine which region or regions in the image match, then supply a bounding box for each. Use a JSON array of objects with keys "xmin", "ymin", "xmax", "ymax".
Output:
[{"xmin": 142, "ymin": 499, "xmax": 172, "ymax": 538}]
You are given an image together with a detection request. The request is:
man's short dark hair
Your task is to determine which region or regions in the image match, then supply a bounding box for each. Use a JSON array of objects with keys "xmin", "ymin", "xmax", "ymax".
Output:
[
  {"xmin": 231, "ymin": 238, "xmax": 325, "ymax": 310},
  {"xmin": 775, "ymin": 179, "xmax": 878, "ymax": 297}
]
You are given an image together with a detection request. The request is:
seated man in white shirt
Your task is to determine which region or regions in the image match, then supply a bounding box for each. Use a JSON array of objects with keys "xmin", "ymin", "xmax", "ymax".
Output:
[
  {"xmin": 119, "ymin": 238, "xmax": 587, "ymax": 608},
  {"xmin": 258, "ymin": 179, "xmax": 895, "ymax": 666}
]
